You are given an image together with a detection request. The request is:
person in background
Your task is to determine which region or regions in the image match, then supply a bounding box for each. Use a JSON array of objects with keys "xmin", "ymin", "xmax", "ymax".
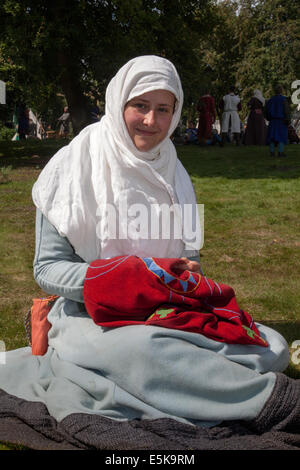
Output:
[
  {"xmin": 57, "ymin": 106, "xmax": 71, "ymax": 138},
  {"xmin": 28, "ymin": 118, "xmax": 37, "ymax": 138},
  {"xmin": 88, "ymin": 100, "xmax": 101, "ymax": 124},
  {"xmin": 266, "ymin": 84, "xmax": 290, "ymax": 157},
  {"xmin": 184, "ymin": 121, "xmax": 198, "ymax": 144},
  {"xmin": 17, "ymin": 102, "xmax": 30, "ymax": 139},
  {"xmin": 288, "ymin": 124, "xmax": 300, "ymax": 144},
  {"xmin": 209, "ymin": 128, "xmax": 222, "ymax": 146},
  {"xmin": 220, "ymin": 87, "xmax": 242, "ymax": 146},
  {"xmin": 197, "ymin": 90, "xmax": 216, "ymax": 145},
  {"xmin": 244, "ymin": 89, "xmax": 267, "ymax": 145}
]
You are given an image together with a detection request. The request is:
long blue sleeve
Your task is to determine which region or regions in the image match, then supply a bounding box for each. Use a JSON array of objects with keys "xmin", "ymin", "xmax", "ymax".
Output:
[
  {"xmin": 33, "ymin": 209, "xmax": 89, "ymax": 303},
  {"xmin": 33, "ymin": 209, "xmax": 201, "ymax": 303}
]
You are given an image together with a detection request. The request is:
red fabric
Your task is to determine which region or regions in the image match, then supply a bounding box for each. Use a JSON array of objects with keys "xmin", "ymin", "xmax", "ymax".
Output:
[
  {"xmin": 83, "ymin": 255, "xmax": 268, "ymax": 347},
  {"xmin": 197, "ymin": 96, "xmax": 216, "ymax": 140}
]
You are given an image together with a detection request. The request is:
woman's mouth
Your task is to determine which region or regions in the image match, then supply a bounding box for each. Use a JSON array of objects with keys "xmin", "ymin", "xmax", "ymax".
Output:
[{"xmin": 136, "ymin": 128, "xmax": 157, "ymax": 136}]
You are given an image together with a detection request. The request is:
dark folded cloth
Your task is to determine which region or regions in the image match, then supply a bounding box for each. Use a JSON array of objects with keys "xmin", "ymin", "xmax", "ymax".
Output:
[{"xmin": 0, "ymin": 373, "xmax": 299, "ymax": 450}]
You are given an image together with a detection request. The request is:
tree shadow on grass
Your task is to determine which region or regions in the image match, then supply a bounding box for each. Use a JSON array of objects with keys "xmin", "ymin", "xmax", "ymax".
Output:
[
  {"xmin": 1, "ymin": 141, "xmax": 300, "ymax": 178},
  {"xmin": 0, "ymin": 140, "xmax": 69, "ymax": 170},
  {"xmin": 177, "ymin": 143, "xmax": 300, "ymax": 180}
]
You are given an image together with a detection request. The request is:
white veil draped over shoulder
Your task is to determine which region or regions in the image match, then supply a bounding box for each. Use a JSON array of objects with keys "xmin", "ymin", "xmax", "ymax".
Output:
[{"xmin": 32, "ymin": 55, "xmax": 200, "ymax": 262}]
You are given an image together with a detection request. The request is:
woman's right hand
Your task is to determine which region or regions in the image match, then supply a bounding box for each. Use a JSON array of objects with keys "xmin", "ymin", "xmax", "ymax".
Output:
[{"xmin": 172, "ymin": 257, "xmax": 201, "ymax": 274}]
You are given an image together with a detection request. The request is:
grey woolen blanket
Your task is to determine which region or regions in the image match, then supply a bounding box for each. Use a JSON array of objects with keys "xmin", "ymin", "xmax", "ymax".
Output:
[{"xmin": 0, "ymin": 373, "xmax": 299, "ymax": 450}]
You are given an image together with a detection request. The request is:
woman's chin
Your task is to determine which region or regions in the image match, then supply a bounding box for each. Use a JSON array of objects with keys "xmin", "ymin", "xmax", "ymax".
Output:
[{"xmin": 134, "ymin": 138, "xmax": 157, "ymax": 152}]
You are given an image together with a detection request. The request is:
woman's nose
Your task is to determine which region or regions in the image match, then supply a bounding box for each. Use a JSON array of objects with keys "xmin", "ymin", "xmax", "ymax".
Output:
[{"xmin": 143, "ymin": 110, "xmax": 156, "ymax": 126}]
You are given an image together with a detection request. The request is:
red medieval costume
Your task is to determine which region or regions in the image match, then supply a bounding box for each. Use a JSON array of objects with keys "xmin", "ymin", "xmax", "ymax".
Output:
[
  {"xmin": 244, "ymin": 90, "xmax": 267, "ymax": 145},
  {"xmin": 197, "ymin": 94, "xmax": 216, "ymax": 142}
]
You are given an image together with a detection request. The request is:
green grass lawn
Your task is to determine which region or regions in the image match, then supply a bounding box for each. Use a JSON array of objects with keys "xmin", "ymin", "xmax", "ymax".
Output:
[
  {"xmin": 177, "ymin": 142, "xmax": 300, "ymax": 379},
  {"xmin": 0, "ymin": 139, "xmax": 70, "ymax": 351},
  {"xmin": 0, "ymin": 138, "xmax": 299, "ymax": 449}
]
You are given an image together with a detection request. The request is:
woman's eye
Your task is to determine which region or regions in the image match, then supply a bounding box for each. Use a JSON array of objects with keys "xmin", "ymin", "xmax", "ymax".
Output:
[{"xmin": 131, "ymin": 103, "xmax": 171, "ymax": 114}]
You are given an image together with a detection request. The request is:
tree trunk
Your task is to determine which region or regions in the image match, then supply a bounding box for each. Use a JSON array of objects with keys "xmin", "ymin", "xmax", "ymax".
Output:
[
  {"xmin": 45, "ymin": 1, "xmax": 90, "ymax": 135},
  {"xmin": 56, "ymin": 51, "xmax": 90, "ymax": 135}
]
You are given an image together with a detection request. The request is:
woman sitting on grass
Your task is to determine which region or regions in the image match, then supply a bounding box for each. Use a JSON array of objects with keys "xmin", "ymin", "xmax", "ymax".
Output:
[{"xmin": 0, "ymin": 56, "xmax": 298, "ymax": 440}]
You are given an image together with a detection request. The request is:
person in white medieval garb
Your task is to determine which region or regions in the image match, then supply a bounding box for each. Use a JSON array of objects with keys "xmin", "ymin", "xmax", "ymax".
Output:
[{"xmin": 220, "ymin": 87, "xmax": 242, "ymax": 146}]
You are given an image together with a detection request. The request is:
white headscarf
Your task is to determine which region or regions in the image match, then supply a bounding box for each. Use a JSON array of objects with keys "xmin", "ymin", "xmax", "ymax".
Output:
[
  {"xmin": 32, "ymin": 55, "xmax": 200, "ymax": 262},
  {"xmin": 253, "ymin": 89, "xmax": 265, "ymax": 106}
]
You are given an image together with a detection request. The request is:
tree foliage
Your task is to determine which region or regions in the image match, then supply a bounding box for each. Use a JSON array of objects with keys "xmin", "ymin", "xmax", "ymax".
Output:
[
  {"xmin": 198, "ymin": 0, "xmax": 300, "ymax": 118},
  {"xmin": 237, "ymin": 0, "xmax": 300, "ymax": 101},
  {"xmin": 0, "ymin": 0, "xmax": 214, "ymax": 133},
  {"xmin": 0, "ymin": 0, "xmax": 299, "ymax": 132}
]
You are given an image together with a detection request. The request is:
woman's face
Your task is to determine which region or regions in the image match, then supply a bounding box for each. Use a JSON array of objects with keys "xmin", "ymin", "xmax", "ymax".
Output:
[{"xmin": 123, "ymin": 89, "xmax": 175, "ymax": 152}]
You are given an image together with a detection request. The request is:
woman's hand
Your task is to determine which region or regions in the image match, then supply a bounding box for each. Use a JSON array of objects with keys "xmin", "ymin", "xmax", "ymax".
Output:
[{"xmin": 172, "ymin": 257, "xmax": 201, "ymax": 274}]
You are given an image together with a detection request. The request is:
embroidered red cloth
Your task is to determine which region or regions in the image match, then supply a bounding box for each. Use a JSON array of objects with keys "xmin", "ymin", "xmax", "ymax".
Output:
[{"xmin": 83, "ymin": 255, "xmax": 268, "ymax": 347}]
